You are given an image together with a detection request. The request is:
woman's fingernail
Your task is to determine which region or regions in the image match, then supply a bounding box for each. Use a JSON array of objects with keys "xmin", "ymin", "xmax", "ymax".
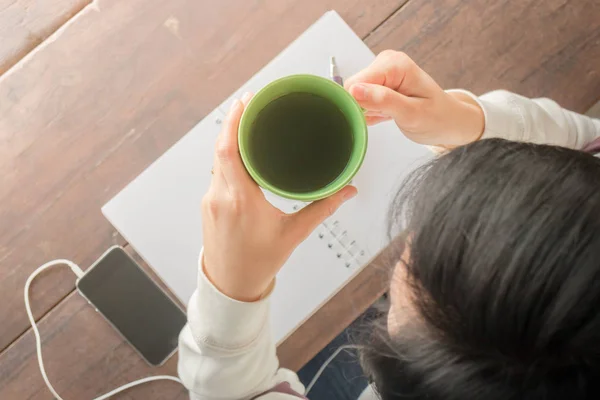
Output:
[
  {"xmin": 343, "ymin": 188, "xmax": 358, "ymax": 201},
  {"xmin": 351, "ymin": 84, "xmax": 368, "ymax": 101},
  {"xmin": 229, "ymin": 98, "xmax": 241, "ymax": 113},
  {"xmin": 242, "ymin": 92, "xmax": 252, "ymax": 102}
]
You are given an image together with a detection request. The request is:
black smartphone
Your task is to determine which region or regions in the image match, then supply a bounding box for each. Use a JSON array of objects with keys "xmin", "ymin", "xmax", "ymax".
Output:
[{"xmin": 76, "ymin": 246, "xmax": 187, "ymax": 366}]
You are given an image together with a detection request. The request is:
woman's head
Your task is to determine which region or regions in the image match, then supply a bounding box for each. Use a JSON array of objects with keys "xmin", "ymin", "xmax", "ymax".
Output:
[{"xmin": 361, "ymin": 139, "xmax": 600, "ymax": 400}]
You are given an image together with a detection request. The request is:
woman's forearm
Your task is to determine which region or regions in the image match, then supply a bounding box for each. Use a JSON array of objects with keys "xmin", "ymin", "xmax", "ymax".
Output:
[
  {"xmin": 178, "ymin": 256, "xmax": 305, "ymax": 399},
  {"xmin": 451, "ymin": 89, "xmax": 600, "ymax": 149}
]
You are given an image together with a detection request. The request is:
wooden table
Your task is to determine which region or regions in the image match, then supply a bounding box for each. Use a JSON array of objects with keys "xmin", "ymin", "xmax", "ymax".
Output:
[{"xmin": 0, "ymin": 0, "xmax": 598, "ymax": 398}]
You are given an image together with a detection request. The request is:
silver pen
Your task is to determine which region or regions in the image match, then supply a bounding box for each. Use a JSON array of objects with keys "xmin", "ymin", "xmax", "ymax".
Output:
[{"xmin": 330, "ymin": 56, "xmax": 343, "ymax": 86}]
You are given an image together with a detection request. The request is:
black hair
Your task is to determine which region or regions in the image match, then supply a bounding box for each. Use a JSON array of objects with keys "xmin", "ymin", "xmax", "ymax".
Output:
[{"xmin": 360, "ymin": 139, "xmax": 600, "ymax": 400}]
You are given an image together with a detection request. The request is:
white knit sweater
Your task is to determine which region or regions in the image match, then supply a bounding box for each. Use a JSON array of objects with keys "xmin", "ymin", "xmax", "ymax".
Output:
[{"xmin": 177, "ymin": 91, "xmax": 600, "ymax": 400}]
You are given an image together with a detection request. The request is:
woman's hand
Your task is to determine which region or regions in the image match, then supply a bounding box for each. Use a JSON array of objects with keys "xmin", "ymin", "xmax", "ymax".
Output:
[
  {"xmin": 345, "ymin": 50, "xmax": 484, "ymax": 148},
  {"xmin": 201, "ymin": 93, "xmax": 357, "ymax": 302}
]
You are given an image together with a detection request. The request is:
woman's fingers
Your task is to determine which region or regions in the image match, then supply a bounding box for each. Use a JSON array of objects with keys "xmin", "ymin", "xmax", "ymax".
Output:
[
  {"xmin": 364, "ymin": 110, "xmax": 388, "ymax": 117},
  {"xmin": 365, "ymin": 115, "xmax": 391, "ymax": 126},
  {"xmin": 284, "ymin": 186, "xmax": 358, "ymax": 246},
  {"xmin": 345, "ymin": 51, "xmax": 439, "ymax": 99},
  {"xmin": 213, "ymin": 92, "xmax": 253, "ymax": 187},
  {"xmin": 215, "ymin": 97, "xmax": 256, "ymax": 194},
  {"xmin": 364, "ymin": 110, "xmax": 391, "ymax": 125},
  {"xmin": 241, "ymin": 92, "xmax": 253, "ymax": 106},
  {"xmin": 349, "ymin": 82, "xmax": 416, "ymax": 124},
  {"xmin": 344, "ymin": 57, "xmax": 388, "ymax": 89}
]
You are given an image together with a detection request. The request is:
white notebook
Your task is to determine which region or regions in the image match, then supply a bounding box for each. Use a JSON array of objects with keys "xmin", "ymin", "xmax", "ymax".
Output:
[{"xmin": 102, "ymin": 11, "xmax": 432, "ymax": 344}]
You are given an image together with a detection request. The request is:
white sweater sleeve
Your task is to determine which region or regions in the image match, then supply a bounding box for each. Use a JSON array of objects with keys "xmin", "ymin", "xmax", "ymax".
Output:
[
  {"xmin": 451, "ymin": 89, "xmax": 600, "ymax": 149},
  {"xmin": 177, "ymin": 253, "xmax": 305, "ymax": 400}
]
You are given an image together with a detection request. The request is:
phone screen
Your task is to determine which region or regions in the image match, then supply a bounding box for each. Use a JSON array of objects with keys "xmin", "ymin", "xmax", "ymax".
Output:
[{"xmin": 77, "ymin": 247, "xmax": 187, "ymax": 365}]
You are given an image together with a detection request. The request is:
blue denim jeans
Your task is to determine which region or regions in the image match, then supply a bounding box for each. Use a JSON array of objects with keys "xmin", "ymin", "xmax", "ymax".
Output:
[{"xmin": 297, "ymin": 309, "xmax": 375, "ymax": 400}]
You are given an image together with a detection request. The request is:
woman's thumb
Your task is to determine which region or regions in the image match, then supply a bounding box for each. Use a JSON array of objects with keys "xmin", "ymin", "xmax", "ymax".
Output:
[
  {"xmin": 285, "ymin": 186, "xmax": 358, "ymax": 245},
  {"xmin": 349, "ymin": 83, "xmax": 409, "ymax": 119}
]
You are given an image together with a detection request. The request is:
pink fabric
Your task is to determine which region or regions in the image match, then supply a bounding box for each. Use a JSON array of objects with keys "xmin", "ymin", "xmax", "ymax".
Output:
[
  {"xmin": 252, "ymin": 382, "xmax": 307, "ymax": 399},
  {"xmin": 583, "ymin": 137, "xmax": 600, "ymax": 154}
]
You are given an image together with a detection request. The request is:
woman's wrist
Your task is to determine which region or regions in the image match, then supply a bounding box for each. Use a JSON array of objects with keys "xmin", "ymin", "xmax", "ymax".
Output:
[
  {"xmin": 443, "ymin": 91, "xmax": 485, "ymax": 148},
  {"xmin": 202, "ymin": 255, "xmax": 275, "ymax": 303}
]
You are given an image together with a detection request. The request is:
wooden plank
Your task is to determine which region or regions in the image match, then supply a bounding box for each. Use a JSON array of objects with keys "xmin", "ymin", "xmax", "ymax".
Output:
[
  {"xmin": 0, "ymin": 243, "xmax": 188, "ymax": 399},
  {"xmin": 0, "ymin": 291, "xmax": 188, "ymax": 400},
  {"xmin": 587, "ymin": 100, "xmax": 600, "ymax": 118},
  {"xmin": 0, "ymin": 0, "xmax": 91, "ymax": 75},
  {"xmin": 5, "ymin": 0, "xmax": 597, "ymax": 393},
  {"xmin": 0, "ymin": 246, "xmax": 391, "ymax": 399},
  {"xmin": 0, "ymin": 0, "xmax": 409, "ymax": 352},
  {"xmin": 364, "ymin": 0, "xmax": 600, "ymax": 112}
]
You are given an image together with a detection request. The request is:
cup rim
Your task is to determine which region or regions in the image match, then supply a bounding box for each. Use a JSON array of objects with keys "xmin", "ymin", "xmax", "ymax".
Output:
[{"xmin": 238, "ymin": 74, "xmax": 367, "ymax": 202}]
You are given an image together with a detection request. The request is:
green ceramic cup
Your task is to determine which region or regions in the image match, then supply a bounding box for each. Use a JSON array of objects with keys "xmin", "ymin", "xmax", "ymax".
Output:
[{"xmin": 238, "ymin": 74, "xmax": 367, "ymax": 202}]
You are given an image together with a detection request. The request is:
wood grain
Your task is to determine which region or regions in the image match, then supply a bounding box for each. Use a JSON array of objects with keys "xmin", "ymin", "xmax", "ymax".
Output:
[
  {"xmin": 0, "ymin": 245, "xmax": 392, "ymax": 399},
  {"xmin": 0, "ymin": 291, "xmax": 187, "ymax": 400},
  {"xmin": 0, "ymin": 0, "xmax": 91, "ymax": 75},
  {"xmin": 0, "ymin": 0, "xmax": 409, "ymax": 352},
  {"xmin": 3, "ymin": 0, "xmax": 599, "ymax": 395},
  {"xmin": 365, "ymin": 0, "xmax": 600, "ymax": 112}
]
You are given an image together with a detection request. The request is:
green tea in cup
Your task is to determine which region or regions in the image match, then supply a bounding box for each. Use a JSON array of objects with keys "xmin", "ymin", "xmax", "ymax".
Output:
[{"xmin": 238, "ymin": 74, "xmax": 367, "ymax": 202}]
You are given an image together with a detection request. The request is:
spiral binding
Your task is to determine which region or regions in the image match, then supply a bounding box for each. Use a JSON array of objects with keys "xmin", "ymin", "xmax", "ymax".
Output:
[{"xmin": 291, "ymin": 201, "xmax": 365, "ymax": 268}]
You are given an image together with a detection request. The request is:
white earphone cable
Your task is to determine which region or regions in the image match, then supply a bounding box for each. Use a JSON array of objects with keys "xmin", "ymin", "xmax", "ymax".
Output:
[
  {"xmin": 26, "ymin": 259, "xmax": 346, "ymax": 398},
  {"xmin": 24, "ymin": 259, "xmax": 183, "ymax": 400},
  {"xmin": 304, "ymin": 344, "xmax": 358, "ymax": 395}
]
